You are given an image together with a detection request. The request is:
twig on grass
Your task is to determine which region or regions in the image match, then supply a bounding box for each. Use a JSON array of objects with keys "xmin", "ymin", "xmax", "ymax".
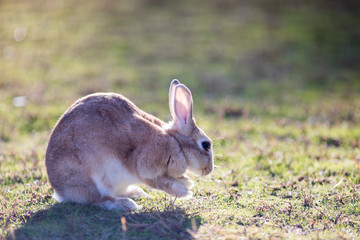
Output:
[
  {"xmin": 314, "ymin": 207, "xmax": 326, "ymax": 218},
  {"xmin": 332, "ymin": 179, "xmax": 344, "ymax": 190},
  {"xmin": 334, "ymin": 211, "xmax": 343, "ymax": 224}
]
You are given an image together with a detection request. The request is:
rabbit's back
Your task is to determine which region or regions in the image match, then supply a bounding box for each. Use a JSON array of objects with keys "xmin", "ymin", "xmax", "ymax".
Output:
[
  {"xmin": 47, "ymin": 93, "xmax": 142, "ymax": 152},
  {"xmin": 55, "ymin": 93, "xmax": 139, "ymax": 132}
]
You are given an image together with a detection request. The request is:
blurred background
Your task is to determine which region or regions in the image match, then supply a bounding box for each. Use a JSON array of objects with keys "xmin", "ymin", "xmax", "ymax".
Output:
[{"xmin": 1, "ymin": 0, "xmax": 360, "ymax": 140}]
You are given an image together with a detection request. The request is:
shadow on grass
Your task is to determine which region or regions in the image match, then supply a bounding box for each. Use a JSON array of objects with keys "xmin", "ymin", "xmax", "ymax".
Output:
[{"xmin": 13, "ymin": 201, "xmax": 201, "ymax": 240}]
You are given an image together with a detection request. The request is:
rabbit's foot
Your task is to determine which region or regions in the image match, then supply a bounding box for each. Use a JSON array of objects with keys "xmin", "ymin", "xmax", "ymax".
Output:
[
  {"xmin": 96, "ymin": 196, "xmax": 142, "ymax": 211},
  {"xmin": 176, "ymin": 175, "xmax": 194, "ymax": 189},
  {"xmin": 171, "ymin": 180, "xmax": 193, "ymax": 199},
  {"xmin": 125, "ymin": 185, "xmax": 149, "ymax": 199},
  {"xmin": 144, "ymin": 176, "xmax": 193, "ymax": 199}
]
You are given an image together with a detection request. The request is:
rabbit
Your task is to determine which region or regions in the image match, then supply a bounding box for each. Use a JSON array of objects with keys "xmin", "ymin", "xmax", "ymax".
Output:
[{"xmin": 45, "ymin": 79, "xmax": 213, "ymax": 211}]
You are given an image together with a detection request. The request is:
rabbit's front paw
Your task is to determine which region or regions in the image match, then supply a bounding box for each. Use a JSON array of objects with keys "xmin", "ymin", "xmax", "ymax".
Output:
[
  {"xmin": 125, "ymin": 185, "xmax": 149, "ymax": 199},
  {"xmin": 176, "ymin": 175, "xmax": 194, "ymax": 189},
  {"xmin": 171, "ymin": 180, "xmax": 193, "ymax": 198}
]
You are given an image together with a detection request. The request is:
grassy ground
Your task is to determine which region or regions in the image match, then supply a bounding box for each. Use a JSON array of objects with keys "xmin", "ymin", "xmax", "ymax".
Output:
[{"xmin": 1, "ymin": 0, "xmax": 360, "ymax": 239}]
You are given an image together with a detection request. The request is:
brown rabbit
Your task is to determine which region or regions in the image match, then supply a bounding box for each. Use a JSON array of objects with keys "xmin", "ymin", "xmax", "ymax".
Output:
[{"xmin": 45, "ymin": 80, "xmax": 213, "ymax": 210}]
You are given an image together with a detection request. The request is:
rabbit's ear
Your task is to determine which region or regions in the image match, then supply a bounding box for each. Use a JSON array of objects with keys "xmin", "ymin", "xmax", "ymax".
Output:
[
  {"xmin": 169, "ymin": 79, "xmax": 180, "ymax": 118},
  {"xmin": 173, "ymin": 84, "xmax": 193, "ymax": 134}
]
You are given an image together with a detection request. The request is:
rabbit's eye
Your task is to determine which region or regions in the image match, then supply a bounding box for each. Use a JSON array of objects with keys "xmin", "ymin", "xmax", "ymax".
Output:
[{"xmin": 201, "ymin": 141, "xmax": 211, "ymax": 151}]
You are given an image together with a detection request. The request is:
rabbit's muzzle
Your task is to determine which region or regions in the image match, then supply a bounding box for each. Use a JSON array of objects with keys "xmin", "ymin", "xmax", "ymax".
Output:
[{"xmin": 201, "ymin": 166, "xmax": 213, "ymax": 176}]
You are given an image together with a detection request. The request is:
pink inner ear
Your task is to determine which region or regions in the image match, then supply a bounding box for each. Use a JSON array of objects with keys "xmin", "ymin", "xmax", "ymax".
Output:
[
  {"xmin": 174, "ymin": 86, "xmax": 191, "ymax": 125},
  {"xmin": 176, "ymin": 101, "xmax": 188, "ymax": 124}
]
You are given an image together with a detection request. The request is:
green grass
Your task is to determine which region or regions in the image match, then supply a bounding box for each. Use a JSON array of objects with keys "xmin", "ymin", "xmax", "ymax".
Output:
[{"xmin": 1, "ymin": 0, "xmax": 360, "ymax": 239}]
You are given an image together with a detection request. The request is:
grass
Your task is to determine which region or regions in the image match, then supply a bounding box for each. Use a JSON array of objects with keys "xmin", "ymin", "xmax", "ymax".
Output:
[{"xmin": 1, "ymin": 0, "xmax": 360, "ymax": 239}]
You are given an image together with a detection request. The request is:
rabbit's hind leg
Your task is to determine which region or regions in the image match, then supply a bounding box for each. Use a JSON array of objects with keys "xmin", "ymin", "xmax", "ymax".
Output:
[
  {"xmin": 60, "ymin": 182, "xmax": 102, "ymax": 204},
  {"xmin": 95, "ymin": 196, "xmax": 142, "ymax": 211},
  {"xmin": 59, "ymin": 183, "xmax": 141, "ymax": 211}
]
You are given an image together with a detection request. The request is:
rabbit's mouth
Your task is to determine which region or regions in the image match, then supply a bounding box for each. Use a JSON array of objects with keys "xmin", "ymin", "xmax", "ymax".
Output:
[
  {"xmin": 187, "ymin": 164, "xmax": 213, "ymax": 176},
  {"xmin": 201, "ymin": 167, "xmax": 213, "ymax": 176},
  {"xmin": 187, "ymin": 167, "xmax": 211, "ymax": 176}
]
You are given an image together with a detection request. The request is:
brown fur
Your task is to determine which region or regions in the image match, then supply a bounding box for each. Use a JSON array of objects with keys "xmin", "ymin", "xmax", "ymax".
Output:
[{"xmin": 45, "ymin": 81, "xmax": 213, "ymax": 210}]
